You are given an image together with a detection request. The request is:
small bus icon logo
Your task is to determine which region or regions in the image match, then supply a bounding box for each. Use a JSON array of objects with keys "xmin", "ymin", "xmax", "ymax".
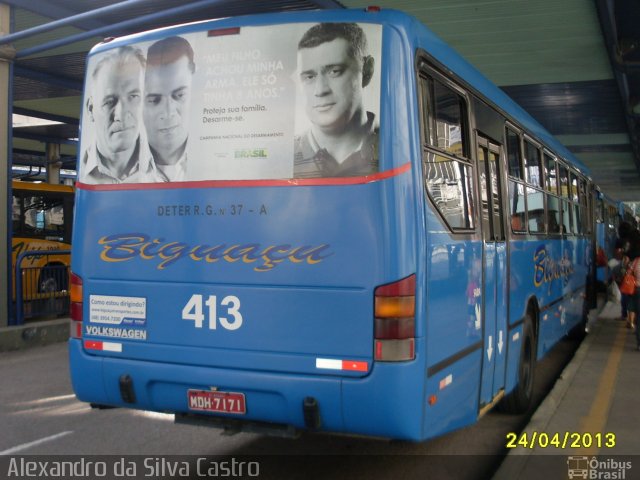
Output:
[{"xmin": 567, "ymin": 456, "xmax": 589, "ymax": 479}]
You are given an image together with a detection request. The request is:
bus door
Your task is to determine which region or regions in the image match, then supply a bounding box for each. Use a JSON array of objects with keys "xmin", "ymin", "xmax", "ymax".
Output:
[{"xmin": 476, "ymin": 135, "xmax": 508, "ymax": 407}]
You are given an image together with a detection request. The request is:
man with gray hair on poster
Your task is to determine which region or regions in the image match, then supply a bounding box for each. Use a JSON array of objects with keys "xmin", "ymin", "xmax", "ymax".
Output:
[{"xmin": 81, "ymin": 45, "xmax": 157, "ymax": 184}]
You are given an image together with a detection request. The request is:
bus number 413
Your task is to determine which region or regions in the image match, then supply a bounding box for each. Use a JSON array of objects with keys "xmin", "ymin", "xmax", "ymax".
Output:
[{"xmin": 182, "ymin": 294, "xmax": 243, "ymax": 330}]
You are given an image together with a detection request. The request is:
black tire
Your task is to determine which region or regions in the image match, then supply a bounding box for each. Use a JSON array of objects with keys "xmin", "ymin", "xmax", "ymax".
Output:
[{"xmin": 500, "ymin": 315, "xmax": 536, "ymax": 413}]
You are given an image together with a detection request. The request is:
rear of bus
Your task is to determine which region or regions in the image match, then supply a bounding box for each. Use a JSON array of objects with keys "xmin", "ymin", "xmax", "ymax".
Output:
[{"xmin": 69, "ymin": 9, "xmax": 430, "ymax": 440}]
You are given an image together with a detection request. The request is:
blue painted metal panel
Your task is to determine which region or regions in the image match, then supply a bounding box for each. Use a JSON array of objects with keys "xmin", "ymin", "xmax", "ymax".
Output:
[
  {"xmin": 423, "ymin": 350, "xmax": 481, "ymax": 438},
  {"xmin": 74, "ymin": 174, "xmax": 418, "ymax": 373}
]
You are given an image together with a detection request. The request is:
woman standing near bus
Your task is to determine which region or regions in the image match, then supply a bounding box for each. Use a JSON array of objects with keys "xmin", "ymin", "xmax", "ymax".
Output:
[
  {"xmin": 610, "ymin": 247, "xmax": 629, "ymax": 322},
  {"xmin": 630, "ymin": 232, "xmax": 640, "ymax": 348}
]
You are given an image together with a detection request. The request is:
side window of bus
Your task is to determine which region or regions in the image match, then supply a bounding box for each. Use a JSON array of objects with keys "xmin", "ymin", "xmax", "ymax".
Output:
[
  {"xmin": 524, "ymin": 140, "xmax": 542, "ymax": 188},
  {"xmin": 433, "ymin": 80, "xmax": 466, "ymax": 156},
  {"xmin": 505, "ymin": 128, "xmax": 526, "ymax": 234},
  {"xmin": 544, "ymin": 153, "xmax": 561, "ymax": 234},
  {"xmin": 580, "ymin": 179, "xmax": 591, "ymax": 234},
  {"xmin": 544, "ymin": 153, "xmax": 558, "ymax": 193},
  {"xmin": 596, "ymin": 197, "xmax": 604, "ymax": 224},
  {"xmin": 420, "ymin": 74, "xmax": 475, "ymax": 231},
  {"xmin": 21, "ymin": 193, "xmax": 66, "ymax": 239},
  {"xmin": 570, "ymin": 171, "xmax": 584, "ymax": 235},
  {"xmin": 523, "ymin": 140, "xmax": 545, "ymax": 235},
  {"xmin": 506, "ymin": 128, "xmax": 522, "ymax": 179},
  {"xmin": 558, "ymin": 163, "xmax": 572, "ymax": 234},
  {"xmin": 526, "ymin": 185, "xmax": 545, "ymax": 234},
  {"xmin": 573, "ymin": 202, "xmax": 583, "ymax": 235}
]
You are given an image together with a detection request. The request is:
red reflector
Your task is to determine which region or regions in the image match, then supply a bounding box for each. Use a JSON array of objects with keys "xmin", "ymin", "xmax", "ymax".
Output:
[
  {"xmin": 71, "ymin": 302, "xmax": 83, "ymax": 323},
  {"xmin": 342, "ymin": 360, "xmax": 368, "ymax": 372},
  {"xmin": 208, "ymin": 27, "xmax": 240, "ymax": 37},
  {"xmin": 84, "ymin": 340, "xmax": 102, "ymax": 350},
  {"xmin": 366, "ymin": 5, "xmax": 381, "ymax": 12}
]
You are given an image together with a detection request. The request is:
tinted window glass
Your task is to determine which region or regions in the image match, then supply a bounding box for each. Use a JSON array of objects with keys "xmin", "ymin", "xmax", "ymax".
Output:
[
  {"xmin": 424, "ymin": 151, "xmax": 475, "ymax": 230},
  {"xmin": 524, "ymin": 141, "xmax": 542, "ymax": 188},
  {"xmin": 433, "ymin": 80, "xmax": 466, "ymax": 157},
  {"xmin": 506, "ymin": 129, "xmax": 522, "ymax": 179}
]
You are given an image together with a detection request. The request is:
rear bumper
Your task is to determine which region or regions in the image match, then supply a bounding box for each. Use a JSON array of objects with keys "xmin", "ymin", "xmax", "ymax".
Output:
[{"xmin": 68, "ymin": 339, "xmax": 425, "ymax": 440}]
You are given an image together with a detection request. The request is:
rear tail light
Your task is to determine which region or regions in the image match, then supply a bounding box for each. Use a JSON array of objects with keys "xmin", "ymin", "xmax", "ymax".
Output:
[
  {"xmin": 374, "ymin": 274, "xmax": 416, "ymax": 361},
  {"xmin": 70, "ymin": 272, "xmax": 83, "ymax": 338}
]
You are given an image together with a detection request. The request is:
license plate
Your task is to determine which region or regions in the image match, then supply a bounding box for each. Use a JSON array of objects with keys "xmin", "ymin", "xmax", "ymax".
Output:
[{"xmin": 187, "ymin": 389, "xmax": 246, "ymax": 414}]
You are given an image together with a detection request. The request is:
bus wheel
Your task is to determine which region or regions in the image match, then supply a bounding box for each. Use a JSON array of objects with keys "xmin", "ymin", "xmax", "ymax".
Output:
[{"xmin": 500, "ymin": 315, "xmax": 536, "ymax": 414}]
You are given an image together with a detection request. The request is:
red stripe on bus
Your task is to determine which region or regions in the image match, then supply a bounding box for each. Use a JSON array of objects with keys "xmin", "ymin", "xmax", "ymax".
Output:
[{"xmin": 76, "ymin": 162, "xmax": 412, "ymax": 192}]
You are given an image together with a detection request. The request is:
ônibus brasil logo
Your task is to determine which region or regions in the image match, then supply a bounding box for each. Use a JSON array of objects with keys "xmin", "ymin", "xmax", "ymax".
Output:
[{"xmin": 567, "ymin": 456, "xmax": 632, "ymax": 479}]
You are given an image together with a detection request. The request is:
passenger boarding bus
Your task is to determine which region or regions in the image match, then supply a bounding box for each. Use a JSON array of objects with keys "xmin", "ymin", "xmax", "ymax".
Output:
[
  {"xmin": 594, "ymin": 194, "xmax": 637, "ymax": 287},
  {"xmin": 594, "ymin": 192, "xmax": 618, "ymax": 285},
  {"xmin": 69, "ymin": 8, "xmax": 595, "ymax": 441}
]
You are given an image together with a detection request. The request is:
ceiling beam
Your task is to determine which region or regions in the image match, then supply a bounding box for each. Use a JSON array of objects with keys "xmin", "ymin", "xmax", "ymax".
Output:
[
  {"xmin": 13, "ymin": 148, "xmax": 75, "ymax": 161},
  {"xmin": 13, "ymin": 106, "xmax": 79, "ymax": 126},
  {"xmin": 13, "ymin": 130, "xmax": 77, "ymax": 146},
  {"xmin": 13, "ymin": 65, "xmax": 82, "ymax": 91},
  {"xmin": 1, "ymin": 0, "xmax": 108, "ymax": 32},
  {"xmin": 15, "ymin": 0, "xmax": 234, "ymax": 58}
]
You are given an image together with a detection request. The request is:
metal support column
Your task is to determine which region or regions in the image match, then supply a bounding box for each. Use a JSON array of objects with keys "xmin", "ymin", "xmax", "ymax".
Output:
[
  {"xmin": 46, "ymin": 142, "xmax": 61, "ymax": 184},
  {"xmin": 0, "ymin": 3, "xmax": 13, "ymax": 327}
]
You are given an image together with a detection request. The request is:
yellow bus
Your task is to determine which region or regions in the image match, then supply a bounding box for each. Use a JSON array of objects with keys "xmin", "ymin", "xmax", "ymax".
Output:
[{"xmin": 11, "ymin": 180, "xmax": 74, "ymax": 315}]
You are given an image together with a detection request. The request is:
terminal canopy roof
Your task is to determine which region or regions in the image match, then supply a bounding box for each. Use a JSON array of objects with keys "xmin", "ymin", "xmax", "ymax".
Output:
[{"xmin": 5, "ymin": 0, "xmax": 640, "ymax": 203}]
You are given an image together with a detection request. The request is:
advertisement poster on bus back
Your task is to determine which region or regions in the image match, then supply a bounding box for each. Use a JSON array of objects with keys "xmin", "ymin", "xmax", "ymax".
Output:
[{"xmin": 78, "ymin": 22, "xmax": 382, "ymax": 184}]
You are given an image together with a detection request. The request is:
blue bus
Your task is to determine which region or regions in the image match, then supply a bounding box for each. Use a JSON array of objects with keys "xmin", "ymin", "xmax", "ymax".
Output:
[{"xmin": 69, "ymin": 7, "xmax": 596, "ymax": 441}]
